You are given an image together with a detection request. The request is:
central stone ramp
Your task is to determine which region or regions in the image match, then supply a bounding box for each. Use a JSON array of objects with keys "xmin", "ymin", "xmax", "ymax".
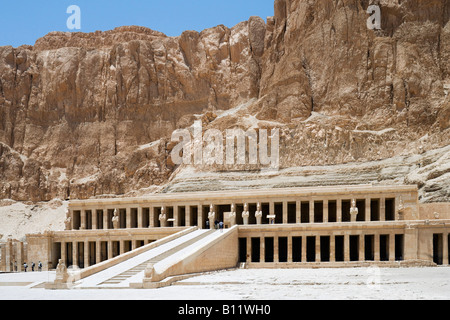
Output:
[
  {"xmin": 99, "ymin": 230, "xmax": 215, "ymax": 285},
  {"xmin": 75, "ymin": 229, "xmax": 214, "ymax": 289}
]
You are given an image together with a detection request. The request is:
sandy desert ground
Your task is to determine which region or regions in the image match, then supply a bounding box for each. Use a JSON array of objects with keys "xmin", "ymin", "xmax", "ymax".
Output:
[{"xmin": 0, "ymin": 267, "xmax": 449, "ymax": 300}]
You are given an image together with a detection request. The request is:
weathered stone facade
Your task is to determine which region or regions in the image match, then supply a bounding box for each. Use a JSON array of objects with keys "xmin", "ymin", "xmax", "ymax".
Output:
[{"xmin": 2, "ymin": 184, "xmax": 448, "ymax": 279}]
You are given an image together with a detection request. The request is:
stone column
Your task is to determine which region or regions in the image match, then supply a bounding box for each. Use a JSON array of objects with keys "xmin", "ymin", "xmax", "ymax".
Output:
[
  {"xmin": 5, "ymin": 240, "xmax": 12, "ymax": 272},
  {"xmin": 282, "ymin": 201, "xmax": 288, "ymax": 224},
  {"xmin": 15, "ymin": 242, "xmax": 22, "ymax": 271},
  {"xmin": 269, "ymin": 202, "xmax": 275, "ymax": 218},
  {"xmin": 0, "ymin": 244, "xmax": 5, "ymax": 272},
  {"xmin": 186, "ymin": 206, "xmax": 191, "ymax": 227},
  {"xmin": 73, "ymin": 242, "xmax": 78, "ymax": 268},
  {"xmin": 84, "ymin": 241, "xmax": 89, "ymax": 268},
  {"xmin": 197, "ymin": 205, "xmax": 203, "ymax": 229},
  {"xmin": 309, "ymin": 200, "xmax": 315, "ymax": 224},
  {"xmin": 330, "ymin": 236, "xmax": 335, "ymax": 262},
  {"xmin": 380, "ymin": 198, "xmax": 386, "ymax": 221},
  {"xmin": 119, "ymin": 240, "xmax": 125, "ymax": 255},
  {"xmin": 323, "ymin": 200, "xmax": 329, "ymax": 223},
  {"xmin": 443, "ymin": 234, "xmax": 449, "ymax": 266},
  {"xmin": 96, "ymin": 240, "xmax": 101, "ymax": 264},
  {"xmin": 174, "ymin": 205, "xmax": 179, "ymax": 227},
  {"xmin": 389, "ymin": 234, "xmax": 396, "ymax": 262},
  {"xmin": 365, "ymin": 198, "xmax": 371, "ymax": 222},
  {"xmin": 315, "ymin": 236, "xmax": 321, "ymax": 262},
  {"xmin": 81, "ymin": 210, "xmax": 86, "ymax": 230},
  {"xmin": 296, "ymin": 201, "xmax": 301, "ymax": 224},
  {"xmin": 260, "ymin": 237, "xmax": 265, "ymax": 263},
  {"xmin": 92, "ymin": 210, "xmax": 98, "ymax": 230},
  {"xmin": 274, "ymin": 237, "xmax": 279, "ymax": 263},
  {"xmin": 359, "ymin": 234, "xmax": 365, "ymax": 262},
  {"xmin": 126, "ymin": 208, "xmax": 131, "ymax": 229},
  {"xmin": 61, "ymin": 241, "xmax": 67, "ymax": 268},
  {"xmin": 374, "ymin": 234, "xmax": 380, "ymax": 261},
  {"xmin": 301, "ymin": 236, "xmax": 307, "ymax": 262},
  {"xmin": 337, "ymin": 199, "xmax": 342, "ymax": 223},
  {"xmin": 138, "ymin": 207, "xmax": 143, "ymax": 229},
  {"xmin": 107, "ymin": 240, "xmax": 113, "ymax": 260},
  {"xmin": 287, "ymin": 237, "xmax": 293, "ymax": 263},
  {"xmin": 103, "ymin": 209, "xmax": 109, "ymax": 230},
  {"xmin": 344, "ymin": 234, "xmax": 350, "ymax": 262},
  {"xmin": 148, "ymin": 207, "xmax": 154, "ymax": 228},
  {"xmin": 246, "ymin": 237, "xmax": 251, "ymax": 263}
]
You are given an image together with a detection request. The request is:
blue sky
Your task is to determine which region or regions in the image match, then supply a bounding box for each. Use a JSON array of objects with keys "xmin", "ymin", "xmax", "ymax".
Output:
[{"xmin": 0, "ymin": 0, "xmax": 274, "ymax": 47}]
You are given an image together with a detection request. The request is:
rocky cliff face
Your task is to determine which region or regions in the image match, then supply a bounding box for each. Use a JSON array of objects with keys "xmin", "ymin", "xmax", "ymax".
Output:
[{"xmin": 1, "ymin": 0, "xmax": 449, "ymax": 203}]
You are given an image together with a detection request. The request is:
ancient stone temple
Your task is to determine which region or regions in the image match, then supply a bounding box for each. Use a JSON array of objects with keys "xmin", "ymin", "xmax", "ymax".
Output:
[{"xmin": 1, "ymin": 184, "xmax": 444, "ymax": 289}]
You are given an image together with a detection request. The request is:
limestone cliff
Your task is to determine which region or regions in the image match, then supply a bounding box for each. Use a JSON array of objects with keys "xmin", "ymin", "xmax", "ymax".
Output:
[{"xmin": 0, "ymin": 0, "xmax": 449, "ymax": 203}]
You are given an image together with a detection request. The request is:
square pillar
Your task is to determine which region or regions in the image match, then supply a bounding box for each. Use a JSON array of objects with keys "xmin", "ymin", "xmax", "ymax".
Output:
[
  {"xmin": 365, "ymin": 198, "xmax": 371, "ymax": 222},
  {"xmin": 5, "ymin": 241, "xmax": 12, "ymax": 272},
  {"xmin": 330, "ymin": 236, "xmax": 336, "ymax": 262},
  {"xmin": 138, "ymin": 207, "xmax": 143, "ymax": 229},
  {"xmin": 107, "ymin": 240, "xmax": 113, "ymax": 260},
  {"xmin": 269, "ymin": 202, "xmax": 275, "ymax": 219},
  {"xmin": 443, "ymin": 234, "xmax": 449, "ymax": 265},
  {"xmin": 323, "ymin": 200, "xmax": 329, "ymax": 223},
  {"xmin": 186, "ymin": 206, "xmax": 191, "ymax": 227},
  {"xmin": 359, "ymin": 234, "xmax": 365, "ymax": 262},
  {"xmin": 81, "ymin": 210, "xmax": 86, "ymax": 230},
  {"xmin": 316, "ymin": 236, "xmax": 321, "ymax": 262},
  {"xmin": 174, "ymin": 205, "xmax": 179, "ymax": 227},
  {"xmin": 61, "ymin": 241, "xmax": 67, "ymax": 267},
  {"xmin": 301, "ymin": 236, "xmax": 307, "ymax": 263},
  {"xmin": 92, "ymin": 209, "xmax": 98, "ymax": 230},
  {"xmin": 337, "ymin": 199, "xmax": 342, "ymax": 223},
  {"xmin": 73, "ymin": 242, "xmax": 78, "ymax": 268},
  {"xmin": 103, "ymin": 209, "xmax": 109, "ymax": 230},
  {"xmin": 374, "ymin": 234, "xmax": 380, "ymax": 261},
  {"xmin": 197, "ymin": 205, "xmax": 203, "ymax": 229},
  {"xmin": 288, "ymin": 237, "xmax": 293, "ymax": 263},
  {"xmin": 126, "ymin": 208, "xmax": 131, "ymax": 229},
  {"xmin": 96, "ymin": 240, "xmax": 101, "ymax": 264},
  {"xmin": 380, "ymin": 198, "xmax": 386, "ymax": 221},
  {"xmin": 246, "ymin": 237, "xmax": 252, "ymax": 263},
  {"xmin": 149, "ymin": 207, "xmax": 155, "ymax": 228},
  {"xmin": 120, "ymin": 240, "xmax": 125, "ymax": 255},
  {"xmin": 282, "ymin": 202, "xmax": 288, "ymax": 224},
  {"xmin": 309, "ymin": 201, "xmax": 314, "ymax": 224},
  {"xmin": 344, "ymin": 234, "xmax": 350, "ymax": 262},
  {"xmin": 84, "ymin": 241, "xmax": 90, "ymax": 268},
  {"xmin": 389, "ymin": 233, "xmax": 396, "ymax": 262},
  {"xmin": 274, "ymin": 237, "xmax": 279, "ymax": 263},
  {"xmin": 260, "ymin": 237, "xmax": 265, "ymax": 263},
  {"xmin": 296, "ymin": 201, "xmax": 301, "ymax": 224}
]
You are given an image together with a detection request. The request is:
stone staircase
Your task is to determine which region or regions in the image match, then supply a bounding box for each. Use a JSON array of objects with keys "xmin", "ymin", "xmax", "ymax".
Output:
[{"xmin": 99, "ymin": 229, "xmax": 216, "ymax": 286}]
